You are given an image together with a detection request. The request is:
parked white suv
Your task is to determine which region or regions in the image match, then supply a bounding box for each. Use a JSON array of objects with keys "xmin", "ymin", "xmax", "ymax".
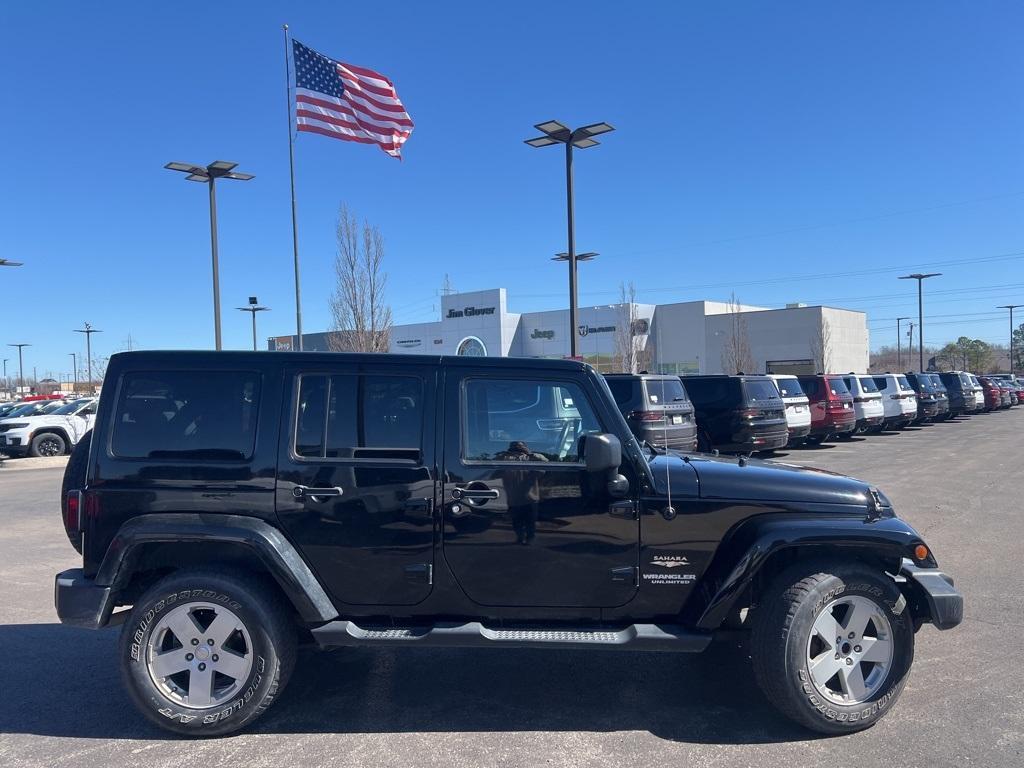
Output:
[
  {"xmin": 841, "ymin": 375, "xmax": 884, "ymax": 433},
  {"xmin": 967, "ymin": 374, "xmax": 985, "ymax": 409},
  {"xmin": 767, "ymin": 374, "xmax": 811, "ymax": 445},
  {"xmin": 871, "ymin": 374, "xmax": 918, "ymax": 429},
  {"xmin": 0, "ymin": 398, "xmax": 97, "ymax": 457}
]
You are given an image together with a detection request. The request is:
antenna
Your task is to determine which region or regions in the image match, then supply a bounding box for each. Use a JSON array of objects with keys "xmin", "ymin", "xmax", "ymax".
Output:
[
  {"xmin": 441, "ymin": 273, "xmax": 454, "ymax": 296},
  {"xmin": 656, "ymin": 316, "xmax": 672, "ymax": 517}
]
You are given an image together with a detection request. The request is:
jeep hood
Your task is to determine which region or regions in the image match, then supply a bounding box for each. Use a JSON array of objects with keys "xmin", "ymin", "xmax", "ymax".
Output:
[{"xmin": 647, "ymin": 453, "xmax": 871, "ymax": 507}]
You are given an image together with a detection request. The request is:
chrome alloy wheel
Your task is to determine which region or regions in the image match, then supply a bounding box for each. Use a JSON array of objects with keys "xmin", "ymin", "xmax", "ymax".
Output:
[
  {"xmin": 806, "ymin": 594, "xmax": 894, "ymax": 705},
  {"xmin": 146, "ymin": 602, "xmax": 254, "ymax": 709}
]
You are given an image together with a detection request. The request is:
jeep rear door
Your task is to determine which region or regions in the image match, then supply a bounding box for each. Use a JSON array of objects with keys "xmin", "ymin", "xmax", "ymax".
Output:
[
  {"xmin": 439, "ymin": 364, "xmax": 640, "ymax": 608},
  {"xmin": 275, "ymin": 362, "xmax": 438, "ymax": 606}
]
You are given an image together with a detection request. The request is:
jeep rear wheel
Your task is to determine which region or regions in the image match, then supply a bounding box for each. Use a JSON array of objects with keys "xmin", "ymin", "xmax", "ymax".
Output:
[
  {"xmin": 751, "ymin": 563, "xmax": 914, "ymax": 734},
  {"xmin": 119, "ymin": 568, "xmax": 296, "ymax": 736},
  {"xmin": 30, "ymin": 431, "xmax": 66, "ymax": 457}
]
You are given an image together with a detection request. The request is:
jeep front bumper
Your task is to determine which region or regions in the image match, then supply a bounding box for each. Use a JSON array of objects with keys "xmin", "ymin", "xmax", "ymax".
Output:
[
  {"xmin": 54, "ymin": 568, "xmax": 113, "ymax": 629},
  {"xmin": 900, "ymin": 559, "xmax": 963, "ymax": 630}
]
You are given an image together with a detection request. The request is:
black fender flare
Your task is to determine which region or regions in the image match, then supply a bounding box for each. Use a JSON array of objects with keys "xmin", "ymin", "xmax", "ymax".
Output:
[
  {"xmin": 691, "ymin": 514, "xmax": 928, "ymax": 630},
  {"xmin": 96, "ymin": 513, "xmax": 338, "ymax": 624}
]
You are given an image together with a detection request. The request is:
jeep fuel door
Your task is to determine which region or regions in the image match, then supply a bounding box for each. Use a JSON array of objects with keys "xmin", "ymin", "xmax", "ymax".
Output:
[
  {"xmin": 440, "ymin": 366, "xmax": 640, "ymax": 608},
  {"xmin": 275, "ymin": 365, "xmax": 438, "ymax": 606}
]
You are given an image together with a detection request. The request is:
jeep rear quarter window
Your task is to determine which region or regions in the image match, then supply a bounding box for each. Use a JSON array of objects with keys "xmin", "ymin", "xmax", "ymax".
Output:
[
  {"xmin": 111, "ymin": 370, "xmax": 260, "ymax": 460},
  {"xmin": 294, "ymin": 374, "xmax": 423, "ymax": 461},
  {"xmin": 462, "ymin": 378, "xmax": 601, "ymax": 463}
]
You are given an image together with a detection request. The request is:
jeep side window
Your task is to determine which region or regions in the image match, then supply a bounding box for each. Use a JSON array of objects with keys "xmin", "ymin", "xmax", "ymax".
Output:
[
  {"xmin": 111, "ymin": 371, "xmax": 260, "ymax": 460},
  {"xmin": 463, "ymin": 379, "xmax": 601, "ymax": 463},
  {"xmin": 295, "ymin": 374, "xmax": 423, "ymax": 462}
]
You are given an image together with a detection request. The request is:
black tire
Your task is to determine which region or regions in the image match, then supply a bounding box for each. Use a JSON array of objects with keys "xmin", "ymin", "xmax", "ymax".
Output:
[
  {"xmin": 119, "ymin": 568, "xmax": 297, "ymax": 737},
  {"xmin": 60, "ymin": 429, "xmax": 92, "ymax": 552},
  {"xmin": 29, "ymin": 430, "xmax": 67, "ymax": 457},
  {"xmin": 751, "ymin": 562, "xmax": 914, "ymax": 734}
]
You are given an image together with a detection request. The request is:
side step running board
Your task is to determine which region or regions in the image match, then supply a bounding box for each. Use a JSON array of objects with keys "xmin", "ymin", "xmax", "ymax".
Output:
[{"xmin": 311, "ymin": 620, "xmax": 711, "ymax": 652}]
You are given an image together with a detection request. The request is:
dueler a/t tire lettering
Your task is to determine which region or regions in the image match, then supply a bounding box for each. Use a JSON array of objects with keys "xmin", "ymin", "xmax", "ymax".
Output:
[
  {"xmin": 750, "ymin": 562, "xmax": 914, "ymax": 734},
  {"xmin": 119, "ymin": 568, "xmax": 296, "ymax": 736}
]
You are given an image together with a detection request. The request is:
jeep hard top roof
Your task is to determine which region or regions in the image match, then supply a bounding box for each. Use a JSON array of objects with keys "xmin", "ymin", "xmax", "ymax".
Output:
[{"xmin": 106, "ymin": 350, "xmax": 593, "ymax": 372}]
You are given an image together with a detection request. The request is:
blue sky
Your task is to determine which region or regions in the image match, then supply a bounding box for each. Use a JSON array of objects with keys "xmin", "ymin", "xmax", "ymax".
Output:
[{"xmin": 2, "ymin": 1, "xmax": 1023, "ymax": 380}]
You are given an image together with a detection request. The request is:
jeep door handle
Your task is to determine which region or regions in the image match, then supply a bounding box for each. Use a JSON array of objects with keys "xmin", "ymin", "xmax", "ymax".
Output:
[
  {"xmin": 292, "ymin": 485, "xmax": 344, "ymax": 501},
  {"xmin": 451, "ymin": 486, "xmax": 499, "ymax": 503}
]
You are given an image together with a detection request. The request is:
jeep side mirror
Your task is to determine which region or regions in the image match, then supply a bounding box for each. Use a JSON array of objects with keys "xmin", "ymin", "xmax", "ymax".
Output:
[{"xmin": 583, "ymin": 433, "xmax": 629, "ymax": 498}]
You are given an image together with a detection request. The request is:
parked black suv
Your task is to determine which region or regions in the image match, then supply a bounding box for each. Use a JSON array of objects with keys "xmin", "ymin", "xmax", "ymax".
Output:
[
  {"xmin": 681, "ymin": 374, "xmax": 788, "ymax": 453},
  {"xmin": 604, "ymin": 373, "xmax": 697, "ymax": 451},
  {"xmin": 904, "ymin": 372, "xmax": 941, "ymax": 423},
  {"xmin": 54, "ymin": 352, "xmax": 961, "ymax": 737},
  {"xmin": 937, "ymin": 371, "xmax": 977, "ymax": 416}
]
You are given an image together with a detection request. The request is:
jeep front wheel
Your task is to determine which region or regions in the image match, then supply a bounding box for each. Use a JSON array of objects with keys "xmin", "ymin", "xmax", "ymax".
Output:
[
  {"xmin": 119, "ymin": 568, "xmax": 296, "ymax": 736},
  {"xmin": 751, "ymin": 563, "xmax": 914, "ymax": 734}
]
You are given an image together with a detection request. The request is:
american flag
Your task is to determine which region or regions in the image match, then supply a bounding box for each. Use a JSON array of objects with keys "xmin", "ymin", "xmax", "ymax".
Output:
[{"xmin": 292, "ymin": 40, "xmax": 413, "ymax": 159}]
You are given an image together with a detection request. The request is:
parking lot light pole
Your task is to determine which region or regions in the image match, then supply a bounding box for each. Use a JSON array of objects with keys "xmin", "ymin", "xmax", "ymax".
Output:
[
  {"xmin": 74, "ymin": 323, "xmax": 101, "ymax": 391},
  {"xmin": 237, "ymin": 297, "xmax": 270, "ymax": 351},
  {"xmin": 525, "ymin": 121, "xmax": 615, "ymax": 358},
  {"xmin": 7, "ymin": 343, "xmax": 29, "ymax": 393},
  {"xmin": 552, "ymin": 251, "xmax": 598, "ymax": 345},
  {"xmin": 2, "ymin": 358, "xmax": 7, "ymax": 399},
  {"xmin": 898, "ymin": 273, "xmax": 941, "ymax": 371},
  {"xmin": 896, "ymin": 316, "xmax": 911, "ymax": 370},
  {"xmin": 998, "ymin": 304, "xmax": 1021, "ymax": 375},
  {"xmin": 165, "ymin": 161, "xmax": 255, "ymax": 350}
]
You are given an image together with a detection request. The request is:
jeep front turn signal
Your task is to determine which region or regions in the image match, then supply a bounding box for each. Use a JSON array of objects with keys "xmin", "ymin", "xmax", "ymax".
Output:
[{"xmin": 914, "ymin": 544, "xmax": 929, "ymax": 561}]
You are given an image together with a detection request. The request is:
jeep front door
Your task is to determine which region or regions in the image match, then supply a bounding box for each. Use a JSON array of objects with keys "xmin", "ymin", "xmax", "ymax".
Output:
[
  {"xmin": 440, "ymin": 369, "xmax": 639, "ymax": 608},
  {"xmin": 275, "ymin": 365, "xmax": 437, "ymax": 606}
]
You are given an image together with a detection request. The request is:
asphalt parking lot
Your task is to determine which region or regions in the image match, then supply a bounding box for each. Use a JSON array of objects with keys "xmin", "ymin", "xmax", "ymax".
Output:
[{"xmin": 1, "ymin": 410, "xmax": 1021, "ymax": 768}]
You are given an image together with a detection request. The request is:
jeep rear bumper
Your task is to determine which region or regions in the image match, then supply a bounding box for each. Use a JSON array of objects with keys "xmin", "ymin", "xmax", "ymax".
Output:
[
  {"xmin": 54, "ymin": 568, "xmax": 113, "ymax": 629},
  {"xmin": 900, "ymin": 559, "xmax": 963, "ymax": 630}
]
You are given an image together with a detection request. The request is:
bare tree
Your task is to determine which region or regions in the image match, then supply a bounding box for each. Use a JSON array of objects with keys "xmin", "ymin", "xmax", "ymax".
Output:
[
  {"xmin": 614, "ymin": 286, "xmax": 638, "ymax": 376},
  {"xmin": 721, "ymin": 293, "xmax": 754, "ymax": 374},
  {"xmin": 811, "ymin": 316, "xmax": 833, "ymax": 372},
  {"xmin": 329, "ymin": 204, "xmax": 393, "ymax": 353}
]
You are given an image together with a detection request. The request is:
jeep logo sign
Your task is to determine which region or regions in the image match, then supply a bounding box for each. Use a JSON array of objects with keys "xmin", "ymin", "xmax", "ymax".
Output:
[
  {"xmin": 446, "ymin": 306, "xmax": 495, "ymax": 319},
  {"xmin": 530, "ymin": 329, "xmax": 555, "ymax": 340}
]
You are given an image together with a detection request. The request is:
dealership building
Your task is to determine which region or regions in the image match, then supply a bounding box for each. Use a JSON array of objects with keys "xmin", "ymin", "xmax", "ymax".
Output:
[{"xmin": 269, "ymin": 287, "xmax": 869, "ymax": 375}]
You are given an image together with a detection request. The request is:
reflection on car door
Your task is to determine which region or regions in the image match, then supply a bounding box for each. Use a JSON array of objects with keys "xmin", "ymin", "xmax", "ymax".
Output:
[
  {"xmin": 275, "ymin": 365, "xmax": 438, "ymax": 606},
  {"xmin": 440, "ymin": 368, "xmax": 640, "ymax": 608}
]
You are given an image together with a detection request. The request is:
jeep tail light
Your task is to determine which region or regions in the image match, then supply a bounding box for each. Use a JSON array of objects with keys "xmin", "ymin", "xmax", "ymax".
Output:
[{"xmin": 65, "ymin": 490, "xmax": 82, "ymax": 532}]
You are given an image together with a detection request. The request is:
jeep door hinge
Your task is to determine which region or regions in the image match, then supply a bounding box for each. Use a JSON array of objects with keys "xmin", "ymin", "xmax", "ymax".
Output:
[{"xmin": 608, "ymin": 500, "xmax": 637, "ymax": 520}]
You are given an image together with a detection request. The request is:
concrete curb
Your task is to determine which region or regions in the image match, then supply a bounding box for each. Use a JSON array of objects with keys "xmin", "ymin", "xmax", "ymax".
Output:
[{"xmin": 0, "ymin": 455, "xmax": 70, "ymax": 471}]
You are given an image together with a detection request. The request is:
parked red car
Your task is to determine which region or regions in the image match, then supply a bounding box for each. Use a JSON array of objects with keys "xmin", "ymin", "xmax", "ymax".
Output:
[
  {"xmin": 977, "ymin": 377, "xmax": 1004, "ymax": 411},
  {"xmin": 795, "ymin": 374, "xmax": 856, "ymax": 443}
]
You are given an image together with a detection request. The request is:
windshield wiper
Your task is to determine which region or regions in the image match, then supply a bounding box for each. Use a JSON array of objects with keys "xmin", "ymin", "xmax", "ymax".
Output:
[{"xmin": 642, "ymin": 439, "xmax": 666, "ymax": 458}]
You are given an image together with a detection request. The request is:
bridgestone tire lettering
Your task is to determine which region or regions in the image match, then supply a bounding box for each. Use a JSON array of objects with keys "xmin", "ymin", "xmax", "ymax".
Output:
[{"xmin": 118, "ymin": 568, "xmax": 296, "ymax": 736}]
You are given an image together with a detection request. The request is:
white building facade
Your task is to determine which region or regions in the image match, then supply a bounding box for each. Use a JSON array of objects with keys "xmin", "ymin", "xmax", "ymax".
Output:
[{"xmin": 270, "ymin": 288, "xmax": 870, "ymax": 375}]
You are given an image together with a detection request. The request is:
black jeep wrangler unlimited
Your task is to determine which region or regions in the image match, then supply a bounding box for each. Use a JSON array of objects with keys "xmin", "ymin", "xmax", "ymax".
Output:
[{"xmin": 54, "ymin": 351, "xmax": 962, "ymax": 736}]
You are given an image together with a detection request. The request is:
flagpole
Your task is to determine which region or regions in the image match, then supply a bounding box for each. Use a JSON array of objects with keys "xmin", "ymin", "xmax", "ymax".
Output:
[{"xmin": 283, "ymin": 23, "xmax": 303, "ymax": 351}]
